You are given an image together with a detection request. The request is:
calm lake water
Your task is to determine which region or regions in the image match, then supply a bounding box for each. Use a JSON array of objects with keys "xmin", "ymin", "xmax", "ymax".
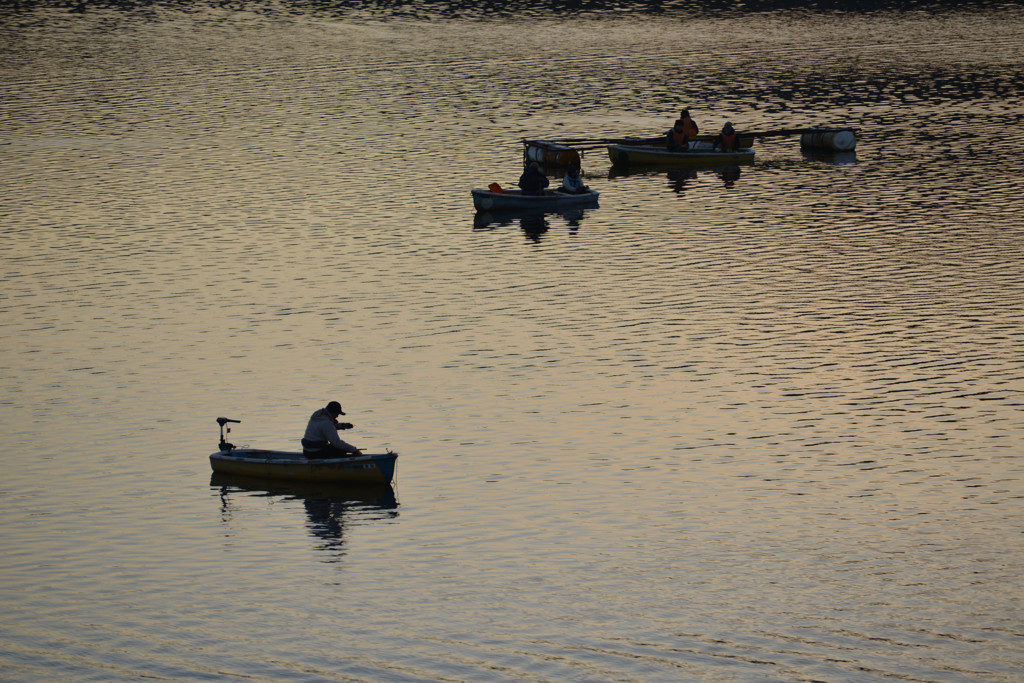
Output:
[{"xmin": 2, "ymin": 1, "xmax": 1023, "ymax": 681}]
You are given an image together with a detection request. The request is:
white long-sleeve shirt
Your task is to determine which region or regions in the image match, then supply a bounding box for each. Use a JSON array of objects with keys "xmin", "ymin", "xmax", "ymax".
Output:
[{"xmin": 562, "ymin": 171, "xmax": 586, "ymax": 193}]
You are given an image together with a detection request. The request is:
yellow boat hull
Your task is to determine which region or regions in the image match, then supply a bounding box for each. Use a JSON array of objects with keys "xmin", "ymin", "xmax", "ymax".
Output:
[
  {"xmin": 608, "ymin": 143, "xmax": 754, "ymax": 167},
  {"xmin": 209, "ymin": 449, "xmax": 397, "ymax": 485}
]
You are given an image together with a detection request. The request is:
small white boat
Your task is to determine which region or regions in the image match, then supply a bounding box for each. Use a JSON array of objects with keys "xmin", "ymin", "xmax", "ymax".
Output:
[{"xmin": 472, "ymin": 187, "xmax": 599, "ymax": 212}]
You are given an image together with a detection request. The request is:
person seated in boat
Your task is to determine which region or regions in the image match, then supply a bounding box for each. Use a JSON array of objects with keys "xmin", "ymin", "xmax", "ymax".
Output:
[
  {"xmin": 666, "ymin": 119, "xmax": 691, "ymax": 152},
  {"xmin": 712, "ymin": 122, "xmax": 740, "ymax": 152},
  {"xmin": 518, "ymin": 162, "xmax": 549, "ymax": 196},
  {"xmin": 560, "ymin": 163, "xmax": 588, "ymax": 194},
  {"xmin": 301, "ymin": 401, "xmax": 361, "ymax": 459},
  {"xmin": 678, "ymin": 108, "xmax": 699, "ymax": 141}
]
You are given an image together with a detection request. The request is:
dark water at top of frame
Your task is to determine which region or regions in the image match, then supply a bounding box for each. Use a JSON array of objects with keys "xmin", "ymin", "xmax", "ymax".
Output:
[{"xmin": 1, "ymin": 1, "xmax": 1023, "ymax": 681}]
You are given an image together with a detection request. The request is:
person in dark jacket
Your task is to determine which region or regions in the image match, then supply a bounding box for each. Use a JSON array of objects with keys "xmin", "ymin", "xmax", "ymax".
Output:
[{"xmin": 518, "ymin": 162, "xmax": 549, "ymax": 196}]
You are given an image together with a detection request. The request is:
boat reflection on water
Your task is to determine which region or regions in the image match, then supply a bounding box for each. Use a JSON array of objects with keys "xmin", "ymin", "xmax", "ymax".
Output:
[
  {"xmin": 801, "ymin": 148, "xmax": 858, "ymax": 165},
  {"xmin": 473, "ymin": 202, "xmax": 598, "ymax": 241},
  {"xmin": 717, "ymin": 165, "xmax": 742, "ymax": 188},
  {"xmin": 212, "ymin": 473, "xmax": 398, "ymax": 556},
  {"xmin": 667, "ymin": 167, "xmax": 698, "ymax": 194},
  {"xmin": 608, "ymin": 163, "xmax": 744, "ymax": 194}
]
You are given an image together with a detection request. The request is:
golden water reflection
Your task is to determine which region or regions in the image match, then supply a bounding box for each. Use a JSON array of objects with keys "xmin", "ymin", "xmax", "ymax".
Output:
[{"xmin": 1, "ymin": 3, "xmax": 1023, "ymax": 681}]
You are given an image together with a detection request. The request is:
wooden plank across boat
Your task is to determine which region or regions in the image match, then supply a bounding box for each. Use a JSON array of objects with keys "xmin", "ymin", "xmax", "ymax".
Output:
[
  {"xmin": 608, "ymin": 141, "xmax": 754, "ymax": 167},
  {"xmin": 472, "ymin": 187, "xmax": 599, "ymax": 212},
  {"xmin": 210, "ymin": 448, "xmax": 398, "ymax": 485}
]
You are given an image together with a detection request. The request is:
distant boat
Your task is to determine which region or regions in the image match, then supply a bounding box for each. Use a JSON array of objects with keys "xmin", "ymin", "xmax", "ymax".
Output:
[
  {"xmin": 608, "ymin": 141, "xmax": 755, "ymax": 167},
  {"xmin": 209, "ymin": 417, "xmax": 397, "ymax": 485},
  {"xmin": 472, "ymin": 187, "xmax": 599, "ymax": 211}
]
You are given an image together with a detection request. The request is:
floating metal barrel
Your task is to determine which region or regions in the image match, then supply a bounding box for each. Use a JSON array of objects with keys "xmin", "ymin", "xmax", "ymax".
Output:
[
  {"xmin": 523, "ymin": 140, "xmax": 582, "ymax": 168},
  {"xmin": 800, "ymin": 128, "xmax": 856, "ymax": 151}
]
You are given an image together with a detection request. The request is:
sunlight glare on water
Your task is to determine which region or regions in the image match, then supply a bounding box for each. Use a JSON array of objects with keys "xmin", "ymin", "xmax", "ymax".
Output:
[{"xmin": 1, "ymin": 2, "xmax": 1023, "ymax": 681}]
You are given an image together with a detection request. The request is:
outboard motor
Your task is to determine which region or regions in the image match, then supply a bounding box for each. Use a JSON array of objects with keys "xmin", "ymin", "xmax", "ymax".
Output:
[{"xmin": 216, "ymin": 417, "xmax": 240, "ymax": 452}]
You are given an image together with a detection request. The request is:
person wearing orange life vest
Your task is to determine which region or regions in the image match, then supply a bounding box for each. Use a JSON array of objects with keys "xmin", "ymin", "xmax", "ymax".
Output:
[
  {"xmin": 666, "ymin": 119, "xmax": 691, "ymax": 151},
  {"xmin": 713, "ymin": 121, "xmax": 740, "ymax": 152},
  {"xmin": 678, "ymin": 108, "xmax": 699, "ymax": 141}
]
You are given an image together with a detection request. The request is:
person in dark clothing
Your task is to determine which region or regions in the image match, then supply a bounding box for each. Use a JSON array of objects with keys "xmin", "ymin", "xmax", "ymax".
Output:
[{"xmin": 518, "ymin": 162, "xmax": 549, "ymax": 196}]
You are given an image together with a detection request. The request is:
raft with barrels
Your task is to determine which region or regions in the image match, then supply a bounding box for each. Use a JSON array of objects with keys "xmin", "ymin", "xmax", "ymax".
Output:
[{"xmin": 524, "ymin": 126, "xmax": 857, "ymax": 162}]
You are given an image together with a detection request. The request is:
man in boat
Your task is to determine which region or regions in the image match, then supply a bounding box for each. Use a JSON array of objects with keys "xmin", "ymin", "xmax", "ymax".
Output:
[
  {"xmin": 678, "ymin": 109, "xmax": 699, "ymax": 140},
  {"xmin": 666, "ymin": 119, "xmax": 691, "ymax": 152},
  {"xmin": 712, "ymin": 122, "xmax": 740, "ymax": 152},
  {"xmin": 302, "ymin": 401, "xmax": 361, "ymax": 459},
  {"xmin": 518, "ymin": 162, "xmax": 549, "ymax": 196}
]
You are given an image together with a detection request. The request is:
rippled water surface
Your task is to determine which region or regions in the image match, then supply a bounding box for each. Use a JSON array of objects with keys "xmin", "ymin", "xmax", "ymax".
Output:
[{"xmin": 2, "ymin": 2, "xmax": 1023, "ymax": 681}]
